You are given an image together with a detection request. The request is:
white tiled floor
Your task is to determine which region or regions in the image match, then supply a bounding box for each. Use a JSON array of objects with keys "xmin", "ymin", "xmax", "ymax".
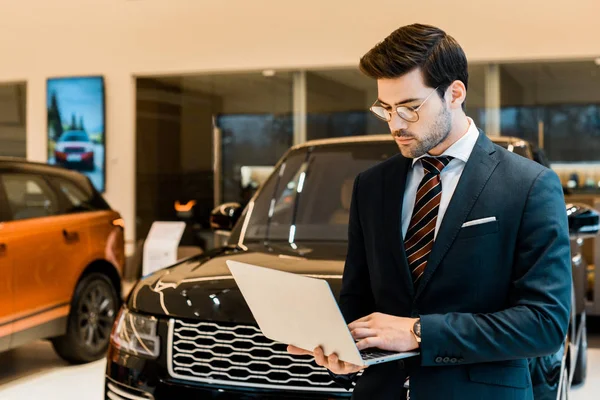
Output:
[
  {"xmin": 0, "ymin": 341, "xmax": 105, "ymax": 400},
  {"xmin": 0, "ymin": 341, "xmax": 598, "ymax": 399}
]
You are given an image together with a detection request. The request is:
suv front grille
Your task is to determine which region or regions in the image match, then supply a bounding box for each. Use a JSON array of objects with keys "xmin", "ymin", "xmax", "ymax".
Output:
[{"xmin": 167, "ymin": 319, "xmax": 347, "ymax": 392}]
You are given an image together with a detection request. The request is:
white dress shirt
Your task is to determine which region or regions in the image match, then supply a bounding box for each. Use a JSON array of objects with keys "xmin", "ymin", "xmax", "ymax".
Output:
[{"xmin": 401, "ymin": 118, "xmax": 480, "ymax": 240}]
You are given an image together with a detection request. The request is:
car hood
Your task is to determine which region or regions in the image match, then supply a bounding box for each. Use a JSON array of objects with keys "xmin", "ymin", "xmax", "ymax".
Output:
[{"xmin": 128, "ymin": 242, "xmax": 346, "ymax": 323}]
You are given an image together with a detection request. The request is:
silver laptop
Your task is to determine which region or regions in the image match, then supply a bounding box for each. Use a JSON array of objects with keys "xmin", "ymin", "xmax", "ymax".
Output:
[{"xmin": 226, "ymin": 260, "xmax": 419, "ymax": 367}]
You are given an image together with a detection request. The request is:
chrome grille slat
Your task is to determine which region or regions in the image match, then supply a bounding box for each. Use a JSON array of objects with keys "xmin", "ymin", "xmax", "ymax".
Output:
[{"xmin": 168, "ymin": 319, "xmax": 346, "ymax": 392}]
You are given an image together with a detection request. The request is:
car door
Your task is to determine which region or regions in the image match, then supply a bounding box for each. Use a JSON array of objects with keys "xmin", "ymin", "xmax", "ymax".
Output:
[
  {"xmin": 0, "ymin": 174, "xmax": 13, "ymax": 352},
  {"xmin": 0, "ymin": 172, "xmax": 88, "ymax": 344}
]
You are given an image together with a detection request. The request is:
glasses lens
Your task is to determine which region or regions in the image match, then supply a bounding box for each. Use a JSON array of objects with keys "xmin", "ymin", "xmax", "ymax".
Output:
[
  {"xmin": 397, "ymin": 107, "xmax": 418, "ymax": 122},
  {"xmin": 370, "ymin": 106, "xmax": 390, "ymax": 121}
]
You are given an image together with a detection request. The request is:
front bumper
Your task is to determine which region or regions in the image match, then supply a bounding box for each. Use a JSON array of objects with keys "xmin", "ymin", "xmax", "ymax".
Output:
[{"xmin": 104, "ymin": 319, "xmax": 351, "ymax": 400}]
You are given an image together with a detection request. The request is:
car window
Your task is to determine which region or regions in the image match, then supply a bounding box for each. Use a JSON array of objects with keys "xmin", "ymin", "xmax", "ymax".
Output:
[
  {"xmin": 293, "ymin": 143, "xmax": 397, "ymax": 241},
  {"xmin": 49, "ymin": 175, "xmax": 111, "ymax": 213},
  {"xmin": 242, "ymin": 151, "xmax": 307, "ymax": 241},
  {"xmin": 59, "ymin": 131, "xmax": 89, "ymax": 142},
  {"xmin": 239, "ymin": 142, "xmax": 397, "ymax": 243},
  {"xmin": 53, "ymin": 178, "xmax": 94, "ymax": 212},
  {"xmin": 1, "ymin": 174, "xmax": 59, "ymax": 221}
]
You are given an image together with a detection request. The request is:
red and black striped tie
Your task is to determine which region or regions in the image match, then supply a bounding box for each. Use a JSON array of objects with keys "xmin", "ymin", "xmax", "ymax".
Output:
[{"xmin": 404, "ymin": 156, "xmax": 453, "ymax": 286}]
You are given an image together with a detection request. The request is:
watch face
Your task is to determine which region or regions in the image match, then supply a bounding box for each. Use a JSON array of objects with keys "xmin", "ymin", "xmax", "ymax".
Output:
[{"xmin": 414, "ymin": 321, "xmax": 421, "ymax": 337}]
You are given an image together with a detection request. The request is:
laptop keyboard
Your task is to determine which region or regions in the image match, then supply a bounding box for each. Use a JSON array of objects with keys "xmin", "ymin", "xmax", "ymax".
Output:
[{"xmin": 360, "ymin": 348, "xmax": 399, "ymax": 360}]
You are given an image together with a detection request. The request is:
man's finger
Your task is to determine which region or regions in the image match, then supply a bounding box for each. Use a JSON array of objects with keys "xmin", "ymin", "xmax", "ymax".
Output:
[
  {"xmin": 356, "ymin": 336, "xmax": 381, "ymax": 351},
  {"xmin": 287, "ymin": 345, "xmax": 313, "ymax": 356},
  {"xmin": 348, "ymin": 321, "xmax": 371, "ymax": 331},
  {"xmin": 350, "ymin": 328, "xmax": 377, "ymax": 339},
  {"xmin": 314, "ymin": 346, "xmax": 327, "ymax": 368},
  {"xmin": 343, "ymin": 361, "xmax": 365, "ymax": 374},
  {"xmin": 331, "ymin": 354, "xmax": 354, "ymax": 375}
]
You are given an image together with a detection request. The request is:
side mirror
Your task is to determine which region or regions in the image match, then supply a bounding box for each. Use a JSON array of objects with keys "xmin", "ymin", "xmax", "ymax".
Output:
[
  {"xmin": 567, "ymin": 203, "xmax": 600, "ymax": 241},
  {"xmin": 210, "ymin": 202, "xmax": 243, "ymax": 235}
]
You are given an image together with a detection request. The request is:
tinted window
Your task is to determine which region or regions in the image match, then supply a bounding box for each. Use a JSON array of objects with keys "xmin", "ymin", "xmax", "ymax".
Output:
[
  {"xmin": 51, "ymin": 175, "xmax": 111, "ymax": 213},
  {"xmin": 59, "ymin": 131, "xmax": 89, "ymax": 142},
  {"xmin": 293, "ymin": 143, "xmax": 396, "ymax": 241},
  {"xmin": 239, "ymin": 142, "xmax": 397, "ymax": 243},
  {"xmin": 1, "ymin": 174, "xmax": 59, "ymax": 220},
  {"xmin": 242, "ymin": 151, "xmax": 307, "ymax": 241}
]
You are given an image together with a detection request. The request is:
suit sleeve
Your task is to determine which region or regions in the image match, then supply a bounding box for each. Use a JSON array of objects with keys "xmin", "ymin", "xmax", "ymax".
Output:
[
  {"xmin": 419, "ymin": 169, "xmax": 572, "ymax": 366},
  {"xmin": 327, "ymin": 173, "xmax": 376, "ymax": 389}
]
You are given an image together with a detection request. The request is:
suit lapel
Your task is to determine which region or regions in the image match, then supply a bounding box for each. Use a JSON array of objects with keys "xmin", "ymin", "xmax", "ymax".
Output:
[
  {"xmin": 382, "ymin": 155, "xmax": 414, "ymax": 299},
  {"xmin": 415, "ymin": 131, "xmax": 500, "ymax": 300}
]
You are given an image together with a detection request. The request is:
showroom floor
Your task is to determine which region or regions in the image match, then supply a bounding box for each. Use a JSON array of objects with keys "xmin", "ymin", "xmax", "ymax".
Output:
[{"xmin": 1, "ymin": 330, "xmax": 599, "ymax": 399}]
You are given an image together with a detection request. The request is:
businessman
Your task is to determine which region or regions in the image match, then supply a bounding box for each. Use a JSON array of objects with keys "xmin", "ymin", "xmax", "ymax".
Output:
[{"xmin": 288, "ymin": 24, "xmax": 571, "ymax": 399}]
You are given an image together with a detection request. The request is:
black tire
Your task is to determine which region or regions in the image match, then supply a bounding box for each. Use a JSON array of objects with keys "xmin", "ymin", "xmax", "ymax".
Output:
[
  {"xmin": 52, "ymin": 273, "xmax": 118, "ymax": 364},
  {"xmin": 572, "ymin": 316, "xmax": 587, "ymax": 385}
]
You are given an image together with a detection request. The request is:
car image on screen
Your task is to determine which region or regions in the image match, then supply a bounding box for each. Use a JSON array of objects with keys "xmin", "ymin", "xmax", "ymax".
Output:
[{"xmin": 54, "ymin": 130, "xmax": 95, "ymax": 172}]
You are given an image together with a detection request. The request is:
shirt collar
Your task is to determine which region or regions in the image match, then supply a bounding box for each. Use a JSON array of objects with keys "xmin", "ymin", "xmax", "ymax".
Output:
[{"xmin": 411, "ymin": 117, "xmax": 479, "ymax": 167}]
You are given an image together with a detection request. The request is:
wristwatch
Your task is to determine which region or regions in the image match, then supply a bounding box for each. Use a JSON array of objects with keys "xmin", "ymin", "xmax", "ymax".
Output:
[{"xmin": 411, "ymin": 319, "xmax": 422, "ymax": 345}]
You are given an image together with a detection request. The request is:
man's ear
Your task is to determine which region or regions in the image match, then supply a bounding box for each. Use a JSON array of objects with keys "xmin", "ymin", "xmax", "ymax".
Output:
[{"xmin": 447, "ymin": 80, "xmax": 466, "ymax": 110}]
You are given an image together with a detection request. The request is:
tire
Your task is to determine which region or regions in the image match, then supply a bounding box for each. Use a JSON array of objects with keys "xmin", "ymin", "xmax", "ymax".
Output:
[
  {"xmin": 572, "ymin": 316, "xmax": 587, "ymax": 385},
  {"xmin": 52, "ymin": 273, "xmax": 118, "ymax": 364}
]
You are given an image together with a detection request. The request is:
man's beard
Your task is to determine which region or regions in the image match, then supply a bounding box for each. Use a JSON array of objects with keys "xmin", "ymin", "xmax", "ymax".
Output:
[{"xmin": 394, "ymin": 106, "xmax": 452, "ymax": 158}]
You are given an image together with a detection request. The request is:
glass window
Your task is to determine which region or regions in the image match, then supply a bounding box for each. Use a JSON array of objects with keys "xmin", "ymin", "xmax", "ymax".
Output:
[
  {"xmin": 52, "ymin": 177, "xmax": 108, "ymax": 213},
  {"xmin": 293, "ymin": 142, "xmax": 397, "ymax": 241},
  {"xmin": 135, "ymin": 73, "xmax": 294, "ymax": 244},
  {"xmin": 240, "ymin": 141, "xmax": 397, "ymax": 243},
  {"xmin": 58, "ymin": 131, "xmax": 90, "ymax": 142},
  {"xmin": 243, "ymin": 150, "xmax": 306, "ymax": 241},
  {"xmin": 306, "ymin": 69, "xmax": 388, "ymax": 140},
  {"xmin": 500, "ymin": 61, "xmax": 600, "ymax": 162},
  {"xmin": 465, "ymin": 64, "xmax": 486, "ymax": 129},
  {"xmin": 0, "ymin": 83, "xmax": 26, "ymax": 158},
  {"xmin": 1, "ymin": 174, "xmax": 59, "ymax": 220}
]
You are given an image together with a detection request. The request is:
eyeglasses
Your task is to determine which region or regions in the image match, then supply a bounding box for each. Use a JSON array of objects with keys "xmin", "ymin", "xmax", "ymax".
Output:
[{"xmin": 370, "ymin": 86, "xmax": 440, "ymax": 123}]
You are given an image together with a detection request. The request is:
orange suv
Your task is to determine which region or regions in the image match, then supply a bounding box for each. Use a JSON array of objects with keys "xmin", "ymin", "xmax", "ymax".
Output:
[{"xmin": 0, "ymin": 158, "xmax": 124, "ymax": 363}]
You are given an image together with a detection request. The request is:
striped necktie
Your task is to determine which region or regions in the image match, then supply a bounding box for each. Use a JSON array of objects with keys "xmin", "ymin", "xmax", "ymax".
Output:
[{"xmin": 404, "ymin": 156, "xmax": 453, "ymax": 286}]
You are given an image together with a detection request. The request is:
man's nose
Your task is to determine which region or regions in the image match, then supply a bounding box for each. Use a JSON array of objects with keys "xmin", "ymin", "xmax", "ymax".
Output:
[{"xmin": 388, "ymin": 112, "xmax": 409, "ymax": 133}]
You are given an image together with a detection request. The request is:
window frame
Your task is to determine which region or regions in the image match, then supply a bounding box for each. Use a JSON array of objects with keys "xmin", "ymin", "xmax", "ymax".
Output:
[{"xmin": 0, "ymin": 171, "xmax": 62, "ymax": 222}]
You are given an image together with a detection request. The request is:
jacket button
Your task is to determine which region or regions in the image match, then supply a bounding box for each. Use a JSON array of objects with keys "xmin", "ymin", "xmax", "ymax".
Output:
[
  {"xmin": 435, "ymin": 357, "xmax": 443, "ymax": 363},
  {"xmin": 443, "ymin": 357, "xmax": 450, "ymax": 363},
  {"xmin": 450, "ymin": 358, "xmax": 457, "ymax": 364}
]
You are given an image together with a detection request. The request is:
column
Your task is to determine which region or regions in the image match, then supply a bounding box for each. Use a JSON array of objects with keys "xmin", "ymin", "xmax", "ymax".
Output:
[{"xmin": 484, "ymin": 64, "xmax": 501, "ymax": 136}]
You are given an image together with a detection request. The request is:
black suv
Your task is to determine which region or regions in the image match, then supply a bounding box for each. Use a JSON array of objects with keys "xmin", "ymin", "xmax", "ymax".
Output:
[{"xmin": 105, "ymin": 135, "xmax": 596, "ymax": 399}]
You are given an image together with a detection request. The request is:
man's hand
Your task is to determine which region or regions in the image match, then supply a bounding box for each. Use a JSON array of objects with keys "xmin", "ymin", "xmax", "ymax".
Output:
[
  {"xmin": 287, "ymin": 345, "xmax": 365, "ymax": 375},
  {"xmin": 349, "ymin": 313, "xmax": 419, "ymax": 352}
]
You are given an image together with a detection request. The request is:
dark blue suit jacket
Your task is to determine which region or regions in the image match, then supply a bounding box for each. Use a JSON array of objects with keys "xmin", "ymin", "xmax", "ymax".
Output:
[{"xmin": 338, "ymin": 131, "xmax": 571, "ymax": 399}]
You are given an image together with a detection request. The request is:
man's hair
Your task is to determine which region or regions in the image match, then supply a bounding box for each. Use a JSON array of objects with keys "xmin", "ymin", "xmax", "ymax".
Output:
[{"xmin": 360, "ymin": 24, "xmax": 468, "ymax": 104}]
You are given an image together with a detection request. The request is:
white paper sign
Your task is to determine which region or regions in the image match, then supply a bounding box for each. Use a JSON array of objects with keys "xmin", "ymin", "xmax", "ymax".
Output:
[{"xmin": 142, "ymin": 221, "xmax": 186, "ymax": 276}]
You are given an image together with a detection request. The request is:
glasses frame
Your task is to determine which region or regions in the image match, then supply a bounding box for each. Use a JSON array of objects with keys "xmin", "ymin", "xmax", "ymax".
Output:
[{"xmin": 370, "ymin": 86, "xmax": 440, "ymax": 123}]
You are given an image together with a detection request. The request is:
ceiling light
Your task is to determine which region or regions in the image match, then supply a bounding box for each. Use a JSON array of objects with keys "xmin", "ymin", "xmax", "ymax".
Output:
[{"xmin": 262, "ymin": 69, "xmax": 276, "ymax": 77}]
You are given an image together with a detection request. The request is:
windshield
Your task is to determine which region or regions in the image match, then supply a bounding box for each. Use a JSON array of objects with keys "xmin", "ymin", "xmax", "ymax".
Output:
[
  {"xmin": 60, "ymin": 131, "xmax": 89, "ymax": 142},
  {"xmin": 234, "ymin": 141, "xmax": 398, "ymax": 243}
]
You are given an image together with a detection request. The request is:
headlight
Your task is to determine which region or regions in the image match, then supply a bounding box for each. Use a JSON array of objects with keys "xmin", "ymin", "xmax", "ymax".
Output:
[{"xmin": 110, "ymin": 307, "xmax": 160, "ymax": 359}]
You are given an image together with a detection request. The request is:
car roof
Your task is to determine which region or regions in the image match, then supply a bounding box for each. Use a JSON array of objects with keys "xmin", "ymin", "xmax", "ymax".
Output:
[
  {"xmin": 0, "ymin": 157, "xmax": 84, "ymax": 179},
  {"xmin": 292, "ymin": 134, "xmax": 530, "ymax": 150}
]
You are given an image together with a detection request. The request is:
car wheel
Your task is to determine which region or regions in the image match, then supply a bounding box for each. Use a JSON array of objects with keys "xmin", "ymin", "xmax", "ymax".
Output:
[
  {"xmin": 572, "ymin": 317, "xmax": 587, "ymax": 385},
  {"xmin": 52, "ymin": 273, "xmax": 118, "ymax": 364}
]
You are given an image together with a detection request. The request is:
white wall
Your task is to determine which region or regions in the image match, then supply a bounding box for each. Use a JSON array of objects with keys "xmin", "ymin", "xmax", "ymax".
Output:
[{"xmin": 2, "ymin": 0, "xmax": 599, "ymax": 249}]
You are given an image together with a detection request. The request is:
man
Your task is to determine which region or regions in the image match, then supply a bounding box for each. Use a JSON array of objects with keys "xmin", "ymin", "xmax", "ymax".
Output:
[{"xmin": 288, "ymin": 24, "xmax": 571, "ymax": 399}]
